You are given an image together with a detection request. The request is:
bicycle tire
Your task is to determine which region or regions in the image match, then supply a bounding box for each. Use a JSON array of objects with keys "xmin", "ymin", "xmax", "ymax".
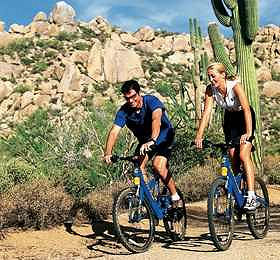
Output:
[
  {"xmin": 208, "ymin": 177, "xmax": 234, "ymax": 251},
  {"xmin": 112, "ymin": 187, "xmax": 155, "ymax": 253},
  {"xmin": 163, "ymin": 188, "xmax": 187, "ymax": 241},
  {"xmin": 246, "ymin": 177, "xmax": 270, "ymax": 239}
]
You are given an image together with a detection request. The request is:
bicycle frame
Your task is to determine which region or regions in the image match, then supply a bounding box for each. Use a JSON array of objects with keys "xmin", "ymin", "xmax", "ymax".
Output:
[
  {"xmin": 133, "ymin": 167, "xmax": 168, "ymax": 220},
  {"xmin": 221, "ymin": 153, "xmax": 246, "ymax": 208}
]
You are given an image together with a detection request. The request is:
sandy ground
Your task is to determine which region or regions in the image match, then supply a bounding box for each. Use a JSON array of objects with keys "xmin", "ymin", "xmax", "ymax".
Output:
[{"xmin": 0, "ymin": 186, "xmax": 279, "ymax": 260}]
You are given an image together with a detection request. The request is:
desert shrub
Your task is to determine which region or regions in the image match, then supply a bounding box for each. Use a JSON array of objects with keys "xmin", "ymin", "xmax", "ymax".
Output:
[
  {"xmin": 176, "ymin": 161, "xmax": 219, "ymax": 201},
  {"xmin": 36, "ymin": 39, "xmax": 63, "ymax": 50},
  {"xmin": 13, "ymin": 84, "xmax": 32, "ymax": 94},
  {"xmin": 271, "ymin": 71, "xmax": 280, "ymax": 81},
  {"xmin": 80, "ymin": 181, "xmax": 128, "ymax": 221},
  {"xmin": 149, "ymin": 61, "xmax": 164, "ymax": 73},
  {"xmin": 56, "ymin": 31, "xmax": 78, "ymax": 42},
  {"xmin": 31, "ymin": 61, "xmax": 49, "ymax": 73},
  {"xmin": 73, "ymin": 42, "xmax": 91, "ymax": 51},
  {"xmin": 155, "ymin": 80, "xmax": 176, "ymax": 97},
  {"xmin": 20, "ymin": 56, "xmax": 33, "ymax": 65},
  {"xmin": 264, "ymin": 155, "xmax": 280, "ymax": 184},
  {"xmin": 79, "ymin": 25, "xmax": 98, "ymax": 40},
  {"xmin": 0, "ymin": 158, "xmax": 37, "ymax": 193},
  {"xmin": 3, "ymin": 109, "xmax": 55, "ymax": 164},
  {"xmin": 0, "ymin": 179, "xmax": 73, "ymax": 230},
  {"xmin": 0, "ymin": 38, "xmax": 34, "ymax": 56}
]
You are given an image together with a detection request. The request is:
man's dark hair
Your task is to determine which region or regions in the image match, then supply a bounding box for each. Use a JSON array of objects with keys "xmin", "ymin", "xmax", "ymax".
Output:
[{"xmin": 121, "ymin": 79, "xmax": 140, "ymax": 94}]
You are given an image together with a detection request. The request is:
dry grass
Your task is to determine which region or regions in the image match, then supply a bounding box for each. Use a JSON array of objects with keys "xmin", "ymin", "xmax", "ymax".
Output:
[
  {"xmin": 176, "ymin": 160, "xmax": 219, "ymax": 202},
  {"xmin": 0, "ymin": 179, "xmax": 73, "ymax": 232},
  {"xmin": 264, "ymin": 155, "xmax": 280, "ymax": 184}
]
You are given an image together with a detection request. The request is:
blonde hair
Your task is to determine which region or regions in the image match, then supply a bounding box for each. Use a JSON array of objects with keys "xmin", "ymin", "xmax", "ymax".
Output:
[{"xmin": 207, "ymin": 62, "xmax": 237, "ymax": 80}]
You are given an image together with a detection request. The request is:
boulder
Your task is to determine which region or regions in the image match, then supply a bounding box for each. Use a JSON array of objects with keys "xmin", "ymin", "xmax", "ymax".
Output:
[
  {"xmin": 49, "ymin": 1, "xmax": 76, "ymax": 25},
  {"xmin": 263, "ymin": 81, "xmax": 280, "ymax": 97}
]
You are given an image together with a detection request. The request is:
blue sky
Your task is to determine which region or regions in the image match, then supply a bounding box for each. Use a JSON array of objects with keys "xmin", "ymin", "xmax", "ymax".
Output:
[{"xmin": 0, "ymin": 0, "xmax": 278, "ymax": 37}]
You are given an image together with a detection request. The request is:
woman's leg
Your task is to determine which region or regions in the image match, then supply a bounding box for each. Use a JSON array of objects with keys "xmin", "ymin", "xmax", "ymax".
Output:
[
  {"xmin": 239, "ymin": 143, "xmax": 255, "ymax": 192},
  {"xmin": 228, "ymin": 147, "xmax": 241, "ymax": 174}
]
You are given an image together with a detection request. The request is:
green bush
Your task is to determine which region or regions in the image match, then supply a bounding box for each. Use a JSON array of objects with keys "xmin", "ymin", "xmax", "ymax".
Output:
[
  {"xmin": 32, "ymin": 61, "xmax": 48, "ymax": 73},
  {"xmin": 2, "ymin": 109, "xmax": 55, "ymax": 164},
  {"xmin": 56, "ymin": 31, "xmax": 78, "ymax": 42},
  {"xmin": 155, "ymin": 80, "xmax": 176, "ymax": 97},
  {"xmin": 0, "ymin": 38, "xmax": 34, "ymax": 56},
  {"xmin": 73, "ymin": 42, "xmax": 91, "ymax": 51},
  {"xmin": 13, "ymin": 84, "xmax": 32, "ymax": 94}
]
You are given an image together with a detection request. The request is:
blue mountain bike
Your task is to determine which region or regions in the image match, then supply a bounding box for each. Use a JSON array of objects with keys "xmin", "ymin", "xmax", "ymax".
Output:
[
  {"xmin": 204, "ymin": 140, "xmax": 270, "ymax": 251},
  {"xmin": 111, "ymin": 154, "xmax": 187, "ymax": 253}
]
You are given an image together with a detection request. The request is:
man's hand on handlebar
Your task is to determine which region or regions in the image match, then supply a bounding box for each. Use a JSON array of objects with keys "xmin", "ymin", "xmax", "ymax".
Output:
[{"xmin": 140, "ymin": 140, "xmax": 156, "ymax": 155}]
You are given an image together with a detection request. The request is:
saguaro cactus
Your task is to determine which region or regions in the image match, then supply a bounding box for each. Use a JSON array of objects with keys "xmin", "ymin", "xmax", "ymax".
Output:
[
  {"xmin": 208, "ymin": 22, "xmax": 236, "ymax": 77},
  {"xmin": 189, "ymin": 18, "xmax": 208, "ymax": 126},
  {"xmin": 210, "ymin": 0, "xmax": 263, "ymax": 173}
]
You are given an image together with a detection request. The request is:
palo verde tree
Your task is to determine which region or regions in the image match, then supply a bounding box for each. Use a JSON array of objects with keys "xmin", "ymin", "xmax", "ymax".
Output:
[{"xmin": 210, "ymin": 0, "xmax": 263, "ymax": 173}]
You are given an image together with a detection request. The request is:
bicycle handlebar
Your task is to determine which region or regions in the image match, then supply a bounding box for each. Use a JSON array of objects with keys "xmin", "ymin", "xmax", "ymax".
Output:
[
  {"xmin": 111, "ymin": 144, "xmax": 158, "ymax": 164},
  {"xmin": 191, "ymin": 140, "xmax": 231, "ymax": 151}
]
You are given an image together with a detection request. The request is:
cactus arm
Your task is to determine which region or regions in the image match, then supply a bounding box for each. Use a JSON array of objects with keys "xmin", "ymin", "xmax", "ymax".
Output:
[
  {"xmin": 242, "ymin": 0, "xmax": 259, "ymax": 41},
  {"xmin": 208, "ymin": 22, "xmax": 236, "ymax": 77},
  {"xmin": 189, "ymin": 18, "xmax": 195, "ymax": 49},
  {"xmin": 223, "ymin": 0, "xmax": 237, "ymax": 9},
  {"xmin": 211, "ymin": 0, "xmax": 232, "ymax": 27}
]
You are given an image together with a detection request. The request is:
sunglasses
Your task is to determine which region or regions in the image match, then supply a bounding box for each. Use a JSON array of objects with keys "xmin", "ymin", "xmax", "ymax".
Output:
[{"xmin": 124, "ymin": 93, "xmax": 138, "ymax": 101}]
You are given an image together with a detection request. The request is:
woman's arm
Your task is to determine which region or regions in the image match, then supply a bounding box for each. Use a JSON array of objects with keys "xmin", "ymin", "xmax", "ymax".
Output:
[
  {"xmin": 233, "ymin": 83, "xmax": 253, "ymax": 143},
  {"xmin": 195, "ymin": 85, "xmax": 214, "ymax": 148}
]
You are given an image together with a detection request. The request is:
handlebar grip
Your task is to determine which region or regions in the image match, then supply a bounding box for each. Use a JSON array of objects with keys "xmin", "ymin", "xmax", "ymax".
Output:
[{"xmin": 110, "ymin": 155, "xmax": 119, "ymax": 163}]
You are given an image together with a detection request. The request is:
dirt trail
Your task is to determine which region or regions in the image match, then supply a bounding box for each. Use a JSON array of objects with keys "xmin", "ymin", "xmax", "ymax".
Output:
[{"xmin": 0, "ymin": 186, "xmax": 280, "ymax": 260}]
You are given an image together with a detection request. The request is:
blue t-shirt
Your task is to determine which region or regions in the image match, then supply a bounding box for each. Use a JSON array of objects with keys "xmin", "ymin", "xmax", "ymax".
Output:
[{"xmin": 114, "ymin": 95, "xmax": 174, "ymax": 145}]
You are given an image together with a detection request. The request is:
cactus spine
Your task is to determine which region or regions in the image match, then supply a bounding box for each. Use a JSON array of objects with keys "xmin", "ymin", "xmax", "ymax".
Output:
[
  {"xmin": 210, "ymin": 0, "xmax": 262, "ymax": 173},
  {"xmin": 189, "ymin": 18, "xmax": 208, "ymax": 126}
]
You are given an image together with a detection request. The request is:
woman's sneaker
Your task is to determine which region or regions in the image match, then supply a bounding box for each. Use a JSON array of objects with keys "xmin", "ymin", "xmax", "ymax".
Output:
[{"xmin": 243, "ymin": 197, "xmax": 258, "ymax": 211}]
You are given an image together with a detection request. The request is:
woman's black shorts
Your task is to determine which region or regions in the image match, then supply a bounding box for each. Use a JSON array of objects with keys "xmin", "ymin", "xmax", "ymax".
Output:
[{"xmin": 223, "ymin": 106, "xmax": 256, "ymax": 146}]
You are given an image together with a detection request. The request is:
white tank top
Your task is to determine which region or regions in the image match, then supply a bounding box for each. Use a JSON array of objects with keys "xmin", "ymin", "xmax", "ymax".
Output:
[{"xmin": 211, "ymin": 80, "xmax": 242, "ymax": 111}]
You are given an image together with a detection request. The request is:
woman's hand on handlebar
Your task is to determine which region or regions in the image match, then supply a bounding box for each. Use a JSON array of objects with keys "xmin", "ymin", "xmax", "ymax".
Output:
[
  {"xmin": 194, "ymin": 137, "xmax": 203, "ymax": 149},
  {"xmin": 103, "ymin": 154, "xmax": 112, "ymax": 164}
]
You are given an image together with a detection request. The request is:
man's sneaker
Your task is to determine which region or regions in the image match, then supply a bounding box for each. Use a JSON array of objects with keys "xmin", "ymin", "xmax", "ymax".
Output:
[{"xmin": 243, "ymin": 197, "xmax": 259, "ymax": 211}]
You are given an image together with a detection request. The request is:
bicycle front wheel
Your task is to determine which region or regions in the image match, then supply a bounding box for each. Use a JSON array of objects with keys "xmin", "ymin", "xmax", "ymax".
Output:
[
  {"xmin": 208, "ymin": 177, "xmax": 234, "ymax": 251},
  {"xmin": 246, "ymin": 177, "xmax": 270, "ymax": 239},
  {"xmin": 163, "ymin": 188, "xmax": 187, "ymax": 241},
  {"xmin": 112, "ymin": 187, "xmax": 155, "ymax": 253}
]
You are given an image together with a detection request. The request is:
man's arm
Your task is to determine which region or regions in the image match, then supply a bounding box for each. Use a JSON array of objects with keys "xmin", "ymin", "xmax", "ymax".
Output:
[
  {"xmin": 151, "ymin": 108, "xmax": 162, "ymax": 141},
  {"xmin": 104, "ymin": 124, "xmax": 122, "ymax": 163},
  {"xmin": 139, "ymin": 108, "xmax": 162, "ymax": 155}
]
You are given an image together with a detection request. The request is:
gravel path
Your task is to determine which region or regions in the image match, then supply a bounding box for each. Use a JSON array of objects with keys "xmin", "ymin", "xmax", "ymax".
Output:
[{"xmin": 0, "ymin": 186, "xmax": 279, "ymax": 260}]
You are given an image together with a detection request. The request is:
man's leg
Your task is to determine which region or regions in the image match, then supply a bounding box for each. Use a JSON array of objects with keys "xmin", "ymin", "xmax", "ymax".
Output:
[{"xmin": 152, "ymin": 155, "xmax": 179, "ymax": 200}]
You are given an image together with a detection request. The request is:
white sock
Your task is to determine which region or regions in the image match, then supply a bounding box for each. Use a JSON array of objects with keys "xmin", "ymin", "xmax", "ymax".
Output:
[
  {"xmin": 171, "ymin": 193, "xmax": 180, "ymax": 201},
  {"xmin": 247, "ymin": 191, "xmax": 256, "ymax": 200}
]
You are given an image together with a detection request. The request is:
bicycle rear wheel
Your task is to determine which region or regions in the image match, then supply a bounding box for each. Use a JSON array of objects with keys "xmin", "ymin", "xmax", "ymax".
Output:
[
  {"xmin": 163, "ymin": 188, "xmax": 187, "ymax": 241},
  {"xmin": 246, "ymin": 177, "xmax": 270, "ymax": 239},
  {"xmin": 208, "ymin": 177, "xmax": 234, "ymax": 251},
  {"xmin": 112, "ymin": 187, "xmax": 155, "ymax": 253}
]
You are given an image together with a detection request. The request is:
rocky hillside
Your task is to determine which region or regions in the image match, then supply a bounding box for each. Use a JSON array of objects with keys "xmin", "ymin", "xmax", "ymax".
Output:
[{"xmin": 0, "ymin": 1, "xmax": 279, "ymax": 147}]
